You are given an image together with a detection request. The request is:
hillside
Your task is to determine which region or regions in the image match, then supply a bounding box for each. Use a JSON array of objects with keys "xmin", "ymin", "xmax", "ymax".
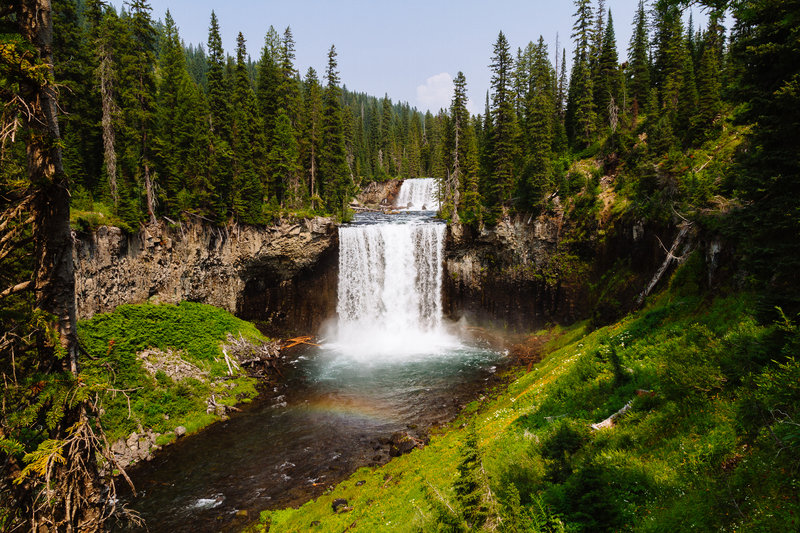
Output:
[{"xmin": 255, "ymin": 280, "xmax": 800, "ymax": 532}]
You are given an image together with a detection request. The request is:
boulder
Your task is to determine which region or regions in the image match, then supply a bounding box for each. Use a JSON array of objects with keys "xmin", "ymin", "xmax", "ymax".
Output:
[
  {"xmin": 388, "ymin": 431, "xmax": 424, "ymax": 457},
  {"xmin": 332, "ymin": 499, "xmax": 349, "ymax": 513},
  {"xmin": 175, "ymin": 425, "xmax": 187, "ymax": 438}
]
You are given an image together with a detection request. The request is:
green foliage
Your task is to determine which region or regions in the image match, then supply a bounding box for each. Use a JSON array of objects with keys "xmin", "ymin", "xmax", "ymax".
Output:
[
  {"xmin": 453, "ymin": 426, "xmax": 488, "ymax": 528},
  {"xmin": 78, "ymin": 302, "xmax": 263, "ymax": 443}
]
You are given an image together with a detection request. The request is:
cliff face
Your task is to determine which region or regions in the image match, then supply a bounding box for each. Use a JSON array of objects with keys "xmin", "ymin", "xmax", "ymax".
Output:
[
  {"xmin": 356, "ymin": 180, "xmax": 403, "ymax": 207},
  {"xmin": 74, "ymin": 217, "xmax": 338, "ymax": 335},
  {"xmin": 444, "ymin": 214, "xmax": 587, "ymax": 330},
  {"xmin": 443, "ymin": 212, "xmax": 688, "ymax": 331}
]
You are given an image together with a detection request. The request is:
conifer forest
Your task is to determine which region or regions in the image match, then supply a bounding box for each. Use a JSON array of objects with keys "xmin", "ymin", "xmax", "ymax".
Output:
[{"xmin": 1, "ymin": 0, "xmax": 799, "ymax": 531}]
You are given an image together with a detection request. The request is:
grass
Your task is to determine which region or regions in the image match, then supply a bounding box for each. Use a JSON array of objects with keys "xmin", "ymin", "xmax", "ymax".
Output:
[
  {"xmin": 250, "ymin": 268, "xmax": 800, "ymax": 532},
  {"xmin": 78, "ymin": 301, "xmax": 266, "ymax": 444}
]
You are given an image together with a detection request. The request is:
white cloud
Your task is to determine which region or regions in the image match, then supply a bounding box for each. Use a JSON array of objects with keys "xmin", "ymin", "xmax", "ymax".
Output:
[
  {"xmin": 416, "ymin": 72, "xmax": 479, "ymax": 115},
  {"xmin": 416, "ymin": 72, "xmax": 454, "ymax": 113}
]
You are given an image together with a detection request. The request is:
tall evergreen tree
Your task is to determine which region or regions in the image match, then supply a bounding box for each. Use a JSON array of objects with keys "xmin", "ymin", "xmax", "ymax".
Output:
[
  {"xmin": 566, "ymin": 0, "xmax": 597, "ymax": 146},
  {"xmin": 277, "ymin": 26, "xmax": 301, "ymax": 124},
  {"xmin": 445, "ymin": 71, "xmax": 470, "ymax": 220},
  {"xmin": 627, "ymin": 0, "xmax": 651, "ymax": 117},
  {"xmin": 53, "ymin": 0, "xmax": 102, "ymax": 195},
  {"xmin": 256, "ymin": 25, "xmax": 282, "ymax": 158},
  {"xmin": 206, "ymin": 11, "xmax": 233, "ymax": 220},
  {"xmin": 154, "ymin": 10, "xmax": 211, "ymax": 217},
  {"xmin": 319, "ymin": 45, "xmax": 352, "ymax": 218},
  {"xmin": 231, "ymin": 32, "xmax": 263, "ymax": 222},
  {"xmin": 595, "ymin": 10, "xmax": 623, "ymax": 130},
  {"xmin": 300, "ymin": 67, "xmax": 323, "ymax": 208},
  {"xmin": 119, "ymin": 0, "xmax": 158, "ymax": 223},
  {"xmin": 488, "ymin": 31, "xmax": 519, "ymax": 219},
  {"xmin": 379, "ymin": 95, "xmax": 395, "ymax": 176},
  {"xmin": 520, "ymin": 37, "xmax": 555, "ymax": 210},
  {"xmin": 693, "ymin": 12, "xmax": 724, "ymax": 139},
  {"xmin": 730, "ymin": 0, "xmax": 800, "ymax": 297}
]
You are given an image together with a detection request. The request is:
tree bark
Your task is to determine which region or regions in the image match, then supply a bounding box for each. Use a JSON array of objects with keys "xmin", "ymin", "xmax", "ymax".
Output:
[
  {"xmin": 16, "ymin": 1, "xmax": 108, "ymax": 530},
  {"xmin": 97, "ymin": 27, "xmax": 119, "ymax": 207},
  {"xmin": 17, "ymin": 0, "xmax": 79, "ymax": 375}
]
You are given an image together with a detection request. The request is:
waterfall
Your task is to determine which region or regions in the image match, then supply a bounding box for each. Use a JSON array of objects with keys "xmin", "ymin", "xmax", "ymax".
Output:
[
  {"xmin": 395, "ymin": 178, "xmax": 440, "ymax": 211},
  {"xmin": 333, "ymin": 217, "xmax": 455, "ymax": 359}
]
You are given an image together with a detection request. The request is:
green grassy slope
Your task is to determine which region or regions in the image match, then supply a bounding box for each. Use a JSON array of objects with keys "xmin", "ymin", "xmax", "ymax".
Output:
[
  {"xmin": 79, "ymin": 302, "xmax": 265, "ymax": 445},
  {"xmin": 254, "ymin": 268, "xmax": 799, "ymax": 532}
]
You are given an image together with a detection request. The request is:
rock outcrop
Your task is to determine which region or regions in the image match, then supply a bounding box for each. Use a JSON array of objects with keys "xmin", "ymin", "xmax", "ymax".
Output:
[
  {"xmin": 356, "ymin": 180, "xmax": 403, "ymax": 207},
  {"xmin": 74, "ymin": 217, "xmax": 338, "ymax": 334},
  {"xmin": 444, "ymin": 214, "xmax": 584, "ymax": 330},
  {"xmin": 443, "ymin": 211, "xmax": 687, "ymax": 331}
]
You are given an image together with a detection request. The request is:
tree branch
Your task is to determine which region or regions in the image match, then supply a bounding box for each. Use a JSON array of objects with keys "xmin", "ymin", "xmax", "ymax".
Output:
[{"xmin": 0, "ymin": 280, "xmax": 32, "ymax": 300}]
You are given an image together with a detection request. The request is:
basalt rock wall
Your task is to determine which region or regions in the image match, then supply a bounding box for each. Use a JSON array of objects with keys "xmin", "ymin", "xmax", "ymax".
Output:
[
  {"xmin": 443, "ymin": 213, "xmax": 695, "ymax": 331},
  {"xmin": 74, "ymin": 217, "xmax": 338, "ymax": 334}
]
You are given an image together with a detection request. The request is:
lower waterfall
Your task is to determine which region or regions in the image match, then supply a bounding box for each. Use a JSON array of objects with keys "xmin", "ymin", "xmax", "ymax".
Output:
[{"xmin": 333, "ymin": 213, "xmax": 456, "ymax": 359}]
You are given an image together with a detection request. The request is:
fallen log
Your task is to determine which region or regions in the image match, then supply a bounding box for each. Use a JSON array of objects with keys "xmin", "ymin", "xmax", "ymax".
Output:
[
  {"xmin": 591, "ymin": 400, "xmax": 633, "ymax": 430},
  {"xmin": 283, "ymin": 336, "xmax": 320, "ymax": 349}
]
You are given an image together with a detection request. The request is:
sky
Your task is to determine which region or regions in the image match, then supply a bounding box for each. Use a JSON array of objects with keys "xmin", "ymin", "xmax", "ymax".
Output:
[{"xmin": 109, "ymin": 0, "xmax": 713, "ymax": 114}]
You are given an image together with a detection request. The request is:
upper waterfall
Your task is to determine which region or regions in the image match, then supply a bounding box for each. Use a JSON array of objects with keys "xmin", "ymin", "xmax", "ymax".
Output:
[{"xmin": 395, "ymin": 178, "xmax": 440, "ymax": 211}]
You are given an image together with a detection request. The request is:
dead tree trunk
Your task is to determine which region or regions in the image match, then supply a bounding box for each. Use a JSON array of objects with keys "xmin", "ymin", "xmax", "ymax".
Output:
[
  {"xmin": 16, "ymin": 1, "xmax": 109, "ymax": 529},
  {"xmin": 636, "ymin": 222, "xmax": 692, "ymax": 306},
  {"xmin": 97, "ymin": 25, "xmax": 119, "ymax": 207}
]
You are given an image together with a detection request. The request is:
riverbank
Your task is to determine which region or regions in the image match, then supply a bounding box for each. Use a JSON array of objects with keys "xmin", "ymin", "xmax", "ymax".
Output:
[
  {"xmin": 78, "ymin": 301, "xmax": 282, "ymax": 470},
  {"xmin": 252, "ymin": 280, "xmax": 800, "ymax": 532}
]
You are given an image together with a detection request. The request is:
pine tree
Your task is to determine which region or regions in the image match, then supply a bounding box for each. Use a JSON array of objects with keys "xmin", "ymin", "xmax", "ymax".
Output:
[
  {"xmin": 627, "ymin": 0, "xmax": 651, "ymax": 117},
  {"xmin": 488, "ymin": 31, "xmax": 520, "ymax": 219},
  {"xmin": 566, "ymin": 0, "xmax": 596, "ymax": 146},
  {"xmin": 319, "ymin": 45, "xmax": 352, "ymax": 218},
  {"xmin": 155, "ymin": 10, "xmax": 201, "ymax": 217},
  {"xmin": 453, "ymin": 426, "xmax": 488, "ymax": 529},
  {"xmin": 256, "ymin": 25, "xmax": 282, "ymax": 159},
  {"xmin": 119, "ymin": 0, "xmax": 158, "ymax": 224},
  {"xmin": 53, "ymin": 0, "xmax": 102, "ymax": 195},
  {"xmin": 206, "ymin": 11, "xmax": 233, "ymax": 220},
  {"xmin": 300, "ymin": 67, "xmax": 324, "ymax": 208},
  {"xmin": 527, "ymin": 38, "xmax": 556, "ymax": 210},
  {"xmin": 595, "ymin": 10, "xmax": 622, "ymax": 130},
  {"xmin": 277, "ymin": 26, "xmax": 301, "ymax": 125},
  {"xmin": 88, "ymin": 1, "xmax": 121, "ymax": 208},
  {"xmin": 378, "ymin": 95, "xmax": 395, "ymax": 177},
  {"xmin": 651, "ymin": 3, "xmax": 696, "ymax": 149},
  {"xmin": 231, "ymin": 32, "xmax": 264, "ymax": 222},
  {"xmin": 730, "ymin": 0, "xmax": 800, "ymax": 296},
  {"xmin": 445, "ymin": 71, "xmax": 470, "ymax": 220},
  {"xmin": 268, "ymin": 111, "xmax": 301, "ymax": 210},
  {"xmin": 693, "ymin": 12, "xmax": 724, "ymax": 139}
]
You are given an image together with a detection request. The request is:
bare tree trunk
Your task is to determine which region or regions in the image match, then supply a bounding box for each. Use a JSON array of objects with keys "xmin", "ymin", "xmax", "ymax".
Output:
[
  {"xmin": 97, "ymin": 32, "xmax": 118, "ymax": 207},
  {"xmin": 144, "ymin": 160, "xmax": 156, "ymax": 224},
  {"xmin": 16, "ymin": 1, "xmax": 108, "ymax": 529},
  {"xmin": 18, "ymin": 0, "xmax": 78, "ymax": 375}
]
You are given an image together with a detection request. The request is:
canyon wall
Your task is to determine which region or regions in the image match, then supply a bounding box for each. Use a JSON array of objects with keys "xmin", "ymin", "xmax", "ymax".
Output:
[
  {"xmin": 443, "ymin": 213, "xmax": 687, "ymax": 331},
  {"xmin": 74, "ymin": 217, "xmax": 338, "ymax": 335}
]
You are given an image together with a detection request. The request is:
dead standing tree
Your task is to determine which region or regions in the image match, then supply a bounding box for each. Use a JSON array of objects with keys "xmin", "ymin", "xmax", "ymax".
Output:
[{"xmin": 0, "ymin": 1, "xmax": 134, "ymax": 530}]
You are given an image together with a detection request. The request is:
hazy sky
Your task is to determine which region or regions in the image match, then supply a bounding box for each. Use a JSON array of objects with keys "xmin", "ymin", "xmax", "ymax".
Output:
[{"xmin": 109, "ymin": 1, "xmax": 712, "ymax": 114}]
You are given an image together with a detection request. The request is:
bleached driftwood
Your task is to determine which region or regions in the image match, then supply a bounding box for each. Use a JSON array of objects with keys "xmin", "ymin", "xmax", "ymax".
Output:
[{"xmin": 636, "ymin": 222, "xmax": 692, "ymax": 306}]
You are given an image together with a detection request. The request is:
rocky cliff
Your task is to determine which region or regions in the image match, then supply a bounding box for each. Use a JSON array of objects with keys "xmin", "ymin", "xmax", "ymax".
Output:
[
  {"xmin": 74, "ymin": 217, "xmax": 338, "ymax": 335},
  {"xmin": 356, "ymin": 180, "xmax": 403, "ymax": 207},
  {"xmin": 443, "ymin": 211, "xmax": 691, "ymax": 331}
]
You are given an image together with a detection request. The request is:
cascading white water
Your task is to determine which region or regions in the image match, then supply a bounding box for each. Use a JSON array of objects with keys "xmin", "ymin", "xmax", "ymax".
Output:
[
  {"xmin": 395, "ymin": 178, "xmax": 440, "ymax": 211},
  {"xmin": 333, "ymin": 216, "xmax": 458, "ymax": 360}
]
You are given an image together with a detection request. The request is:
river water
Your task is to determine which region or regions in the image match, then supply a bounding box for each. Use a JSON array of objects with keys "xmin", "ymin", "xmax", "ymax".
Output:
[{"xmin": 122, "ymin": 180, "xmax": 504, "ymax": 532}]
